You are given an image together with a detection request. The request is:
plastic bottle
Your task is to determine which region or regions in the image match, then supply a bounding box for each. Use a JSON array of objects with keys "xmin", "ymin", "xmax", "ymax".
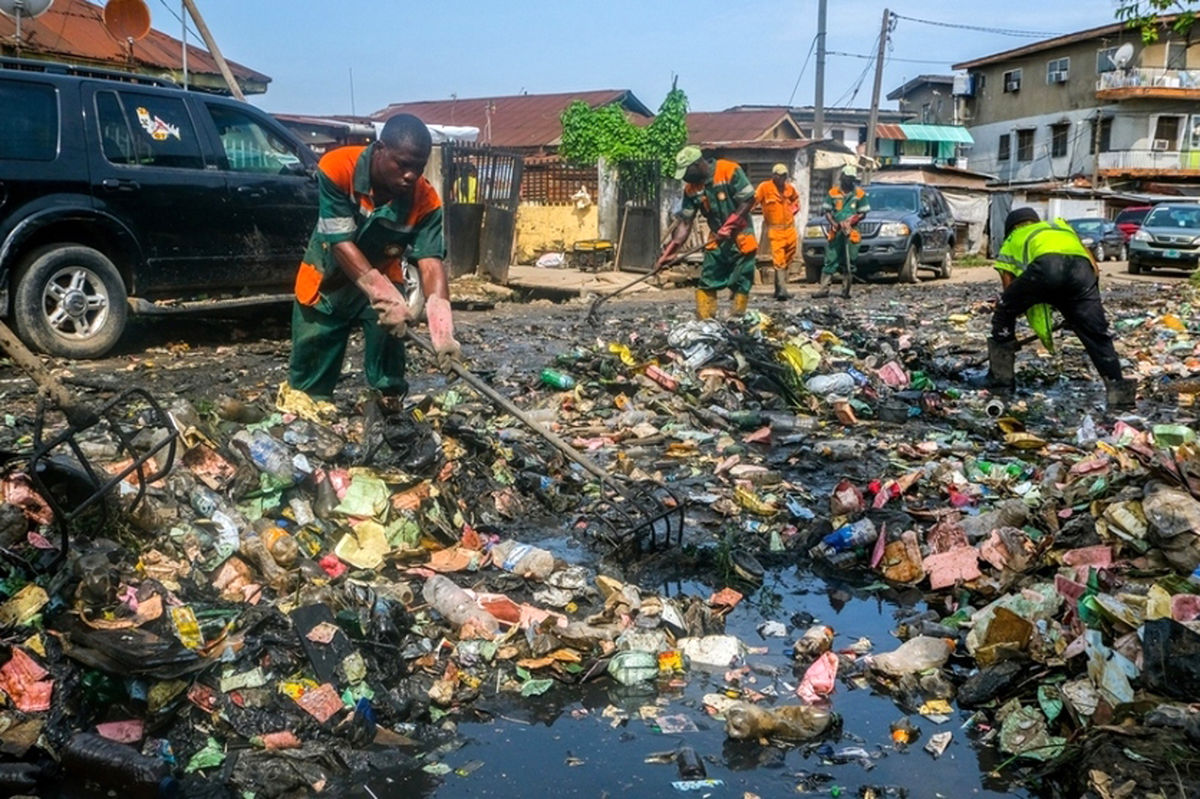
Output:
[
  {"xmin": 422, "ymin": 575, "xmax": 499, "ymax": 635},
  {"xmin": 239, "ymin": 533, "xmax": 289, "ymax": 589},
  {"xmin": 232, "ymin": 429, "xmax": 294, "ymax": 484},
  {"xmin": 805, "ymin": 373, "xmax": 856, "ymax": 397},
  {"xmin": 61, "ymin": 733, "xmax": 179, "ymax": 799},
  {"xmin": 675, "ymin": 747, "xmax": 706, "ymax": 779},
  {"xmin": 0, "ymin": 762, "xmax": 40, "ymax": 792},
  {"xmin": 984, "ymin": 398, "xmax": 1006, "ymax": 418},
  {"xmin": 540, "ymin": 369, "xmax": 576, "ymax": 390},
  {"xmin": 793, "ymin": 625, "xmax": 834, "ymax": 659},
  {"xmin": 259, "ymin": 525, "xmax": 300, "ymax": 568},
  {"xmin": 811, "ymin": 519, "xmax": 878, "ymax": 559},
  {"xmin": 869, "ymin": 636, "xmax": 955, "ymax": 677},
  {"xmin": 490, "ymin": 540, "xmax": 555, "ymax": 580},
  {"xmin": 723, "ymin": 701, "xmax": 832, "ymax": 741}
]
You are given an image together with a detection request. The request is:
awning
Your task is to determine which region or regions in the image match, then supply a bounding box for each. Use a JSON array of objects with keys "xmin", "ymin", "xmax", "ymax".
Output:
[
  {"xmin": 898, "ymin": 123, "xmax": 974, "ymax": 144},
  {"xmin": 875, "ymin": 123, "xmax": 906, "ymax": 140}
]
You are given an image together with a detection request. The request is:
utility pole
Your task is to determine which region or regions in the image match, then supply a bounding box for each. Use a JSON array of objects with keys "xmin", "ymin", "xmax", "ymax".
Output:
[
  {"xmin": 181, "ymin": 0, "xmax": 188, "ymax": 90},
  {"xmin": 813, "ymin": 0, "xmax": 827, "ymax": 140},
  {"xmin": 1091, "ymin": 111, "xmax": 1102, "ymax": 188},
  {"xmin": 181, "ymin": 0, "xmax": 245, "ymax": 102},
  {"xmin": 863, "ymin": 8, "xmax": 891, "ymax": 184}
]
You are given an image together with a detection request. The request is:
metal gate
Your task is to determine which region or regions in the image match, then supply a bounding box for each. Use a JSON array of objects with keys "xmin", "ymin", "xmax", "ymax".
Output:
[
  {"xmin": 442, "ymin": 142, "xmax": 524, "ymax": 283},
  {"xmin": 615, "ymin": 159, "xmax": 661, "ymax": 273}
]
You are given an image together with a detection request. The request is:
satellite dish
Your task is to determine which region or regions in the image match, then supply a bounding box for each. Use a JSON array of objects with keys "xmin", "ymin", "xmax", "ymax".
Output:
[
  {"xmin": 1114, "ymin": 42, "xmax": 1135, "ymax": 68},
  {"xmin": 103, "ymin": 0, "xmax": 151, "ymax": 42},
  {"xmin": 0, "ymin": 0, "xmax": 55, "ymax": 19},
  {"xmin": 0, "ymin": 0, "xmax": 53, "ymax": 43}
]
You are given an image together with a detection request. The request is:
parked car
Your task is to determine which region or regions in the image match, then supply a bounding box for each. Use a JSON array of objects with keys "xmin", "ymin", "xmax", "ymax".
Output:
[
  {"xmin": 1066, "ymin": 218, "xmax": 1127, "ymax": 262},
  {"xmin": 801, "ymin": 183, "xmax": 954, "ymax": 283},
  {"xmin": 1128, "ymin": 203, "xmax": 1200, "ymax": 275},
  {"xmin": 1113, "ymin": 205, "xmax": 1152, "ymax": 240},
  {"xmin": 0, "ymin": 57, "xmax": 321, "ymax": 358}
]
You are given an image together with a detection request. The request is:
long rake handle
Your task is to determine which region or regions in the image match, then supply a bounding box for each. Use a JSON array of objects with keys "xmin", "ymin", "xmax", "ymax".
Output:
[
  {"xmin": 0, "ymin": 320, "xmax": 97, "ymax": 428},
  {"xmin": 589, "ymin": 242, "xmax": 707, "ymax": 317},
  {"xmin": 407, "ymin": 332, "xmax": 613, "ymax": 485}
]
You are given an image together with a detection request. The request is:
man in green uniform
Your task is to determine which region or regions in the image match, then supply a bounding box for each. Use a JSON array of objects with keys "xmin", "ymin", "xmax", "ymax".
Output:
[
  {"xmin": 816, "ymin": 165, "xmax": 869, "ymax": 298},
  {"xmin": 289, "ymin": 114, "xmax": 460, "ymax": 401},
  {"xmin": 989, "ymin": 207, "xmax": 1135, "ymax": 410},
  {"xmin": 656, "ymin": 146, "xmax": 758, "ymax": 319}
]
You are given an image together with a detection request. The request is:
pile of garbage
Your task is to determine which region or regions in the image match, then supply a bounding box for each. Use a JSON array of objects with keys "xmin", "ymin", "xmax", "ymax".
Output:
[{"xmin": 1, "ymin": 285, "xmax": 1199, "ymax": 796}]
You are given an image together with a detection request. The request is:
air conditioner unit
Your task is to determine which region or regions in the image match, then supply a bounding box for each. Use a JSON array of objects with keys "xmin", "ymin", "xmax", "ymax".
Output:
[
  {"xmin": 1152, "ymin": 138, "xmax": 1172, "ymax": 151},
  {"xmin": 1049, "ymin": 70, "xmax": 1069, "ymax": 84},
  {"xmin": 1005, "ymin": 79, "xmax": 1021, "ymax": 92}
]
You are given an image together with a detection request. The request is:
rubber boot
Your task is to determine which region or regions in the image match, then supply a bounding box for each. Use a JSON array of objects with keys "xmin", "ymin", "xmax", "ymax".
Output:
[
  {"xmin": 731, "ymin": 292, "xmax": 749, "ymax": 316},
  {"xmin": 986, "ymin": 338, "xmax": 1017, "ymax": 390},
  {"xmin": 813, "ymin": 272, "xmax": 833, "ymax": 298},
  {"xmin": 773, "ymin": 269, "xmax": 791, "ymax": 301},
  {"xmin": 695, "ymin": 289, "xmax": 718, "ymax": 320},
  {"xmin": 1105, "ymin": 378, "xmax": 1137, "ymax": 411}
]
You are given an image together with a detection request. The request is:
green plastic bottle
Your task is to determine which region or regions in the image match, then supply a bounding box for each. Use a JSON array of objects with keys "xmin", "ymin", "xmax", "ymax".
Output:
[{"xmin": 540, "ymin": 369, "xmax": 576, "ymax": 390}]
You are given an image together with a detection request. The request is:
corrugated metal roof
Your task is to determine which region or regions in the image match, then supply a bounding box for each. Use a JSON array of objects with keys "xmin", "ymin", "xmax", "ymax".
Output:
[
  {"xmin": 876, "ymin": 123, "xmax": 907, "ymax": 140},
  {"xmin": 371, "ymin": 90, "xmax": 652, "ymax": 149},
  {"xmin": 684, "ymin": 110, "xmax": 801, "ymax": 145},
  {"xmin": 899, "ymin": 123, "xmax": 974, "ymax": 144},
  {"xmin": 0, "ymin": 0, "xmax": 268, "ymax": 90},
  {"xmin": 951, "ymin": 19, "xmax": 1144, "ymax": 70}
]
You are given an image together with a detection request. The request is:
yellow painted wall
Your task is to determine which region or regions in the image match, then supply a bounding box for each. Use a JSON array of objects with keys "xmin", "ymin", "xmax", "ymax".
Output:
[{"xmin": 514, "ymin": 203, "xmax": 599, "ymax": 263}]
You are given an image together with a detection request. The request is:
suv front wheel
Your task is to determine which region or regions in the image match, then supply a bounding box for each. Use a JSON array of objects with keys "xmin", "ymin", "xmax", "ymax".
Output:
[{"xmin": 13, "ymin": 245, "xmax": 128, "ymax": 359}]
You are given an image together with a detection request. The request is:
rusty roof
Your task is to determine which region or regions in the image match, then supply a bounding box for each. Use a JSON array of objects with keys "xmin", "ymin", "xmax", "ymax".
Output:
[
  {"xmin": 0, "ymin": 0, "xmax": 269, "ymax": 91},
  {"xmin": 952, "ymin": 19, "xmax": 1151, "ymax": 70},
  {"xmin": 876, "ymin": 123, "xmax": 906, "ymax": 140},
  {"xmin": 684, "ymin": 110, "xmax": 802, "ymax": 146},
  {"xmin": 371, "ymin": 90, "xmax": 653, "ymax": 149}
]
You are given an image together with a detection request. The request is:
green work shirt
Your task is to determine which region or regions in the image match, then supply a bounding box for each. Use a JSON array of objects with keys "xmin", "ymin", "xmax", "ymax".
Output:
[
  {"xmin": 822, "ymin": 185, "xmax": 870, "ymax": 223},
  {"xmin": 301, "ymin": 142, "xmax": 445, "ymax": 281},
  {"xmin": 679, "ymin": 158, "xmax": 755, "ymax": 230},
  {"xmin": 994, "ymin": 219, "xmax": 1091, "ymax": 277}
]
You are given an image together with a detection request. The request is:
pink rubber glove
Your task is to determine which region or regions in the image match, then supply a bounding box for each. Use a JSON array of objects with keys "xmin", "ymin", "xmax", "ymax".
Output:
[
  {"xmin": 425, "ymin": 295, "xmax": 461, "ymax": 370},
  {"xmin": 355, "ymin": 269, "xmax": 411, "ymax": 337},
  {"xmin": 654, "ymin": 239, "xmax": 681, "ymax": 269},
  {"xmin": 715, "ymin": 212, "xmax": 743, "ymax": 240}
]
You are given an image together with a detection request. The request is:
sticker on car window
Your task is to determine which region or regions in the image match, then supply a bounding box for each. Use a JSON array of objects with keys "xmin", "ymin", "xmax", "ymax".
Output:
[{"xmin": 136, "ymin": 107, "xmax": 181, "ymax": 141}]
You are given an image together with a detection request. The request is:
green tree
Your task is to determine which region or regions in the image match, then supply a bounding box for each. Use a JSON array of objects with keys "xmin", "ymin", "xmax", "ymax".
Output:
[
  {"xmin": 1116, "ymin": 1, "xmax": 1198, "ymax": 42},
  {"xmin": 560, "ymin": 86, "xmax": 688, "ymax": 173}
]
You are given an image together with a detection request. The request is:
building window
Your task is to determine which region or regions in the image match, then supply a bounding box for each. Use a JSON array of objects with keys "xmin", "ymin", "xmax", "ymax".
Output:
[
  {"xmin": 1003, "ymin": 69, "xmax": 1022, "ymax": 92},
  {"xmin": 1090, "ymin": 117, "xmax": 1113, "ymax": 153},
  {"xmin": 921, "ymin": 102, "xmax": 932, "ymax": 123},
  {"xmin": 998, "ymin": 134, "xmax": 1011, "ymax": 161},
  {"xmin": 1097, "ymin": 46, "xmax": 1119, "ymax": 73},
  {"xmin": 1167, "ymin": 41, "xmax": 1187, "ymax": 70},
  {"xmin": 1154, "ymin": 115, "xmax": 1182, "ymax": 150},
  {"xmin": 1047, "ymin": 57, "xmax": 1070, "ymax": 84},
  {"xmin": 830, "ymin": 128, "xmax": 845, "ymax": 143},
  {"xmin": 1051, "ymin": 123, "xmax": 1069, "ymax": 157},
  {"xmin": 1016, "ymin": 129, "xmax": 1035, "ymax": 161}
]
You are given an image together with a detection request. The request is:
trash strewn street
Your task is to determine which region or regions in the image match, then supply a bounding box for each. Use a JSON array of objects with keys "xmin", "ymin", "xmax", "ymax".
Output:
[{"xmin": 2, "ymin": 272, "xmax": 1200, "ymax": 798}]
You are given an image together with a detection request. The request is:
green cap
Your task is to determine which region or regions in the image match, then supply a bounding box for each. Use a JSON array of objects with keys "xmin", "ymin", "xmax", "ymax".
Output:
[
  {"xmin": 841, "ymin": 164, "xmax": 858, "ymax": 178},
  {"xmin": 673, "ymin": 145, "xmax": 703, "ymax": 180}
]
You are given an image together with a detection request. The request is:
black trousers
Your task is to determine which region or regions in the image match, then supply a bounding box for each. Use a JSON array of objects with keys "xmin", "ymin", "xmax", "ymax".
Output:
[{"xmin": 991, "ymin": 254, "xmax": 1123, "ymax": 380}]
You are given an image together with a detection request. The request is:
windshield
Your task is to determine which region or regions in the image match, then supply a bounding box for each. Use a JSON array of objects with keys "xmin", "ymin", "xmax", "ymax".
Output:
[
  {"xmin": 1069, "ymin": 220, "xmax": 1103, "ymax": 234},
  {"xmin": 865, "ymin": 187, "xmax": 918, "ymax": 213},
  {"xmin": 1115, "ymin": 208, "xmax": 1149, "ymax": 225},
  {"xmin": 1144, "ymin": 206, "xmax": 1200, "ymax": 229}
]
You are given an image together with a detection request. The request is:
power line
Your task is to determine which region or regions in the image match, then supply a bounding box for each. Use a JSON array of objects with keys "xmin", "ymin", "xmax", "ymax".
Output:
[
  {"xmin": 892, "ymin": 13, "xmax": 1064, "ymax": 39},
  {"xmin": 787, "ymin": 34, "xmax": 819, "ymax": 107},
  {"xmin": 830, "ymin": 34, "xmax": 879, "ymax": 109},
  {"xmin": 156, "ymin": 0, "xmax": 202, "ymax": 44},
  {"xmin": 827, "ymin": 50, "xmax": 953, "ymax": 65}
]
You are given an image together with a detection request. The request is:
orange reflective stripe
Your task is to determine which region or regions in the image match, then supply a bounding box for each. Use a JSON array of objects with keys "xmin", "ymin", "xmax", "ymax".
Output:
[
  {"xmin": 294, "ymin": 262, "xmax": 323, "ymax": 306},
  {"xmin": 712, "ymin": 159, "xmax": 741, "ymax": 184},
  {"xmin": 405, "ymin": 178, "xmax": 443, "ymax": 227},
  {"xmin": 318, "ymin": 146, "xmax": 365, "ymax": 194},
  {"xmin": 736, "ymin": 231, "xmax": 758, "ymax": 254}
]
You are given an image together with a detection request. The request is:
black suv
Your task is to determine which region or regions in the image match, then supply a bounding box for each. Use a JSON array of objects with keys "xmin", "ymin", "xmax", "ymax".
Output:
[
  {"xmin": 0, "ymin": 58, "xmax": 320, "ymax": 358},
  {"xmin": 801, "ymin": 182, "xmax": 955, "ymax": 283}
]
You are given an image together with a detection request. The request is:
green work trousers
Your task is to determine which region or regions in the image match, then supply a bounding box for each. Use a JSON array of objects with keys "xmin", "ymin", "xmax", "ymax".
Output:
[
  {"xmin": 699, "ymin": 240, "xmax": 757, "ymax": 295},
  {"xmin": 288, "ymin": 282, "xmax": 408, "ymax": 401},
  {"xmin": 822, "ymin": 232, "xmax": 859, "ymax": 276}
]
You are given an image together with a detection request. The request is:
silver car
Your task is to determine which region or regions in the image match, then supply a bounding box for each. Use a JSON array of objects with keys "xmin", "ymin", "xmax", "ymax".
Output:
[{"xmin": 1128, "ymin": 203, "xmax": 1200, "ymax": 275}]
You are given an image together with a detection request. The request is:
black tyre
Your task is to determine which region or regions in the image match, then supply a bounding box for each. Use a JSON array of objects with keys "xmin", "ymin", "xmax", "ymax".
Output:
[
  {"xmin": 899, "ymin": 244, "xmax": 920, "ymax": 283},
  {"xmin": 12, "ymin": 245, "xmax": 128, "ymax": 358},
  {"xmin": 1127, "ymin": 258, "xmax": 1142, "ymax": 275},
  {"xmin": 1095, "ymin": 243, "xmax": 1105, "ymax": 262},
  {"xmin": 938, "ymin": 251, "xmax": 953, "ymax": 279},
  {"xmin": 1116, "ymin": 243, "xmax": 1127, "ymax": 262},
  {"xmin": 805, "ymin": 260, "xmax": 822, "ymax": 283}
]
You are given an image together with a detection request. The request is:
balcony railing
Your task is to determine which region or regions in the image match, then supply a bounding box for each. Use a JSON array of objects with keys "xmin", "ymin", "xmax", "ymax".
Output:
[
  {"xmin": 1096, "ymin": 67, "xmax": 1200, "ymax": 97},
  {"xmin": 1097, "ymin": 148, "xmax": 1200, "ymax": 173}
]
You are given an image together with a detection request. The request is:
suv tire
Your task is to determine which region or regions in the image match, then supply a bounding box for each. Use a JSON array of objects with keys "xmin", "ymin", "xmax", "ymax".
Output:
[
  {"xmin": 13, "ymin": 245, "xmax": 128, "ymax": 359},
  {"xmin": 938, "ymin": 251, "xmax": 953, "ymax": 279},
  {"xmin": 805, "ymin": 261, "xmax": 822, "ymax": 284},
  {"xmin": 1127, "ymin": 259, "xmax": 1142, "ymax": 275},
  {"xmin": 899, "ymin": 244, "xmax": 920, "ymax": 283}
]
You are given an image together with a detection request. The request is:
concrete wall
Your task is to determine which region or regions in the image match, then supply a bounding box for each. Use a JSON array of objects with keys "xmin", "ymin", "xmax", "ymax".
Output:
[
  {"xmin": 896, "ymin": 84, "xmax": 956, "ymax": 125},
  {"xmin": 513, "ymin": 203, "xmax": 599, "ymax": 263}
]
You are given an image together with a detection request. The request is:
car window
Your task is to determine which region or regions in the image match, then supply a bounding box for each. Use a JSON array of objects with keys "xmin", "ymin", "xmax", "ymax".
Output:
[
  {"xmin": 96, "ymin": 91, "xmax": 137, "ymax": 165},
  {"xmin": 1145, "ymin": 207, "xmax": 1200, "ymax": 228},
  {"xmin": 0, "ymin": 80, "xmax": 58, "ymax": 161},
  {"xmin": 865, "ymin": 187, "xmax": 918, "ymax": 213},
  {"xmin": 107, "ymin": 91, "xmax": 204, "ymax": 170},
  {"xmin": 205, "ymin": 104, "xmax": 303, "ymax": 175},
  {"xmin": 1115, "ymin": 208, "xmax": 1149, "ymax": 225},
  {"xmin": 1071, "ymin": 220, "xmax": 1102, "ymax": 234}
]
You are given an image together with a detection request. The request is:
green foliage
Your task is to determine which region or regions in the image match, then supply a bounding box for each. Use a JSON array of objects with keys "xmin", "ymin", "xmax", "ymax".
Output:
[
  {"xmin": 1116, "ymin": 1, "xmax": 1198, "ymax": 43},
  {"xmin": 560, "ymin": 87, "xmax": 689, "ymax": 173}
]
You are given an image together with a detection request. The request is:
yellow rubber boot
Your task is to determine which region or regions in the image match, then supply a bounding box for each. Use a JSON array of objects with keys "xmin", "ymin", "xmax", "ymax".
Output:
[
  {"xmin": 731, "ymin": 292, "xmax": 749, "ymax": 315},
  {"xmin": 695, "ymin": 289, "xmax": 718, "ymax": 319}
]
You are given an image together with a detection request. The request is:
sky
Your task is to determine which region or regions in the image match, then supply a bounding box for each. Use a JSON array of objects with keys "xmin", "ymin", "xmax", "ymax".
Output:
[{"xmin": 161, "ymin": 0, "xmax": 1117, "ymax": 117}]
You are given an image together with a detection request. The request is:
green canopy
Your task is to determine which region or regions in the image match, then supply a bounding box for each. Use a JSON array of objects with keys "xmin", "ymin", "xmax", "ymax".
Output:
[{"xmin": 897, "ymin": 123, "xmax": 975, "ymax": 144}]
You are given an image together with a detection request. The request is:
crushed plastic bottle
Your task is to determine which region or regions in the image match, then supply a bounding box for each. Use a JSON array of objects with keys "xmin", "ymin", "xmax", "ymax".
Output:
[
  {"xmin": 811, "ymin": 519, "xmax": 878, "ymax": 559},
  {"xmin": 232, "ymin": 429, "xmax": 295, "ymax": 484},
  {"xmin": 491, "ymin": 540, "xmax": 555, "ymax": 580},
  {"xmin": 422, "ymin": 575, "xmax": 499, "ymax": 636},
  {"xmin": 61, "ymin": 733, "xmax": 179, "ymax": 799},
  {"xmin": 869, "ymin": 636, "xmax": 955, "ymax": 676},
  {"xmin": 793, "ymin": 625, "xmax": 834, "ymax": 659},
  {"xmin": 540, "ymin": 369, "xmax": 576, "ymax": 390},
  {"xmin": 724, "ymin": 701, "xmax": 832, "ymax": 741},
  {"xmin": 805, "ymin": 373, "xmax": 856, "ymax": 397}
]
